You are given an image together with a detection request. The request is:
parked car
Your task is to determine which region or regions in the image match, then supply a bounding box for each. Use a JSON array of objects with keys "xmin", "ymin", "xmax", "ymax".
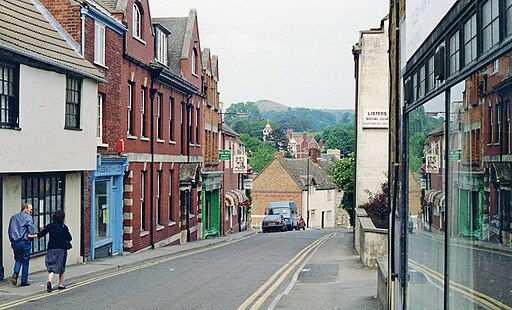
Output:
[
  {"xmin": 261, "ymin": 214, "xmax": 287, "ymax": 233},
  {"xmin": 297, "ymin": 217, "xmax": 306, "ymax": 230}
]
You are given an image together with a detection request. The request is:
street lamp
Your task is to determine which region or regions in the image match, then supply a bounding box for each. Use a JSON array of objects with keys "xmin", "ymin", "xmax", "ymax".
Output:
[{"xmin": 148, "ymin": 65, "xmax": 163, "ymax": 250}]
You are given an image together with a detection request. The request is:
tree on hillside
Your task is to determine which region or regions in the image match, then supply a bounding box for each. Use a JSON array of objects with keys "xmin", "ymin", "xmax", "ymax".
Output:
[
  {"xmin": 267, "ymin": 128, "xmax": 288, "ymax": 151},
  {"xmin": 320, "ymin": 125, "xmax": 355, "ymax": 156},
  {"xmin": 330, "ymin": 153, "xmax": 355, "ymax": 225}
]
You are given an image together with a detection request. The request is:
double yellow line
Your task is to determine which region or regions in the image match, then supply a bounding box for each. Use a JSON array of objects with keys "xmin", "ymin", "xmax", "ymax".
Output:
[
  {"xmin": 409, "ymin": 260, "xmax": 512, "ymax": 310},
  {"xmin": 237, "ymin": 233, "xmax": 333, "ymax": 310}
]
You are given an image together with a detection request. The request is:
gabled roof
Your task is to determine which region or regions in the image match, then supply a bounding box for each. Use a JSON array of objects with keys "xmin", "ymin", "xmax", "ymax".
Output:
[
  {"xmin": 152, "ymin": 9, "xmax": 198, "ymax": 77},
  {"xmin": 100, "ymin": 0, "xmax": 128, "ymax": 13},
  {"xmin": 278, "ymin": 158, "xmax": 336, "ymax": 190},
  {"xmin": 202, "ymin": 47, "xmax": 211, "ymax": 72},
  {"xmin": 152, "ymin": 16, "xmax": 187, "ymax": 76},
  {"xmin": 211, "ymin": 55, "xmax": 218, "ymax": 80},
  {"xmin": 0, "ymin": 0, "xmax": 103, "ymax": 81},
  {"xmin": 221, "ymin": 122, "xmax": 239, "ymax": 137}
]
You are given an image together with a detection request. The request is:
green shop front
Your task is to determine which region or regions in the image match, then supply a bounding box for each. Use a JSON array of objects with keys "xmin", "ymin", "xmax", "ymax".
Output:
[{"xmin": 202, "ymin": 171, "xmax": 223, "ymax": 238}]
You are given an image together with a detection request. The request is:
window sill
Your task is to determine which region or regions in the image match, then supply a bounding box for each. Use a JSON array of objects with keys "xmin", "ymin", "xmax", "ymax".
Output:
[
  {"xmin": 94, "ymin": 62, "xmax": 108, "ymax": 69},
  {"xmin": 127, "ymin": 135, "xmax": 137, "ymax": 140},
  {"xmin": 133, "ymin": 36, "xmax": 146, "ymax": 45},
  {"xmin": 156, "ymin": 225, "xmax": 164, "ymax": 231},
  {"xmin": 97, "ymin": 143, "xmax": 109, "ymax": 148},
  {"xmin": 169, "ymin": 140, "xmax": 176, "ymax": 145},
  {"xmin": 140, "ymin": 137, "xmax": 150, "ymax": 141},
  {"xmin": 157, "ymin": 139, "xmax": 165, "ymax": 143},
  {"xmin": 189, "ymin": 214, "xmax": 195, "ymax": 219},
  {"xmin": 168, "ymin": 221, "xmax": 176, "ymax": 227},
  {"xmin": 195, "ymin": 144, "xmax": 201, "ymax": 147},
  {"xmin": 192, "ymin": 73, "xmax": 199, "ymax": 78},
  {"xmin": 140, "ymin": 230, "xmax": 149, "ymax": 237},
  {"xmin": 64, "ymin": 127, "xmax": 82, "ymax": 131},
  {"xmin": 0, "ymin": 125, "xmax": 21, "ymax": 131}
]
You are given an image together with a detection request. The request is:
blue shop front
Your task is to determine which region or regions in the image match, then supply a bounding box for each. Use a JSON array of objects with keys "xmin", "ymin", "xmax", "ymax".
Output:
[{"xmin": 90, "ymin": 156, "xmax": 128, "ymax": 259}]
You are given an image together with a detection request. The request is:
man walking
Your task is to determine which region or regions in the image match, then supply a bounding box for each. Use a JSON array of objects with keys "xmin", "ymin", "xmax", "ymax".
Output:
[{"xmin": 8, "ymin": 203, "xmax": 36, "ymax": 286}]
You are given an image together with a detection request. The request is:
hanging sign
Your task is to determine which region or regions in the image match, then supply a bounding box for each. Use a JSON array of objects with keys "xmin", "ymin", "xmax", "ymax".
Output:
[{"xmin": 233, "ymin": 155, "xmax": 248, "ymax": 173}]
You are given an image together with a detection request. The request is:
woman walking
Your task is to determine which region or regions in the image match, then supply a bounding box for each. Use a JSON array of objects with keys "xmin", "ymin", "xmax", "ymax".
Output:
[{"xmin": 37, "ymin": 210, "xmax": 72, "ymax": 292}]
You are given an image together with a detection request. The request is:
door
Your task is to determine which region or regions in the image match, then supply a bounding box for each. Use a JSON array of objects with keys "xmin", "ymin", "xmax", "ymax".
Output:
[{"xmin": 95, "ymin": 180, "xmax": 110, "ymax": 241}]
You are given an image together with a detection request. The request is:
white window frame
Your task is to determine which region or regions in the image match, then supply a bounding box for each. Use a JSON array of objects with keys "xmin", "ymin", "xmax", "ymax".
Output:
[
  {"xmin": 127, "ymin": 83, "xmax": 133, "ymax": 135},
  {"xmin": 97, "ymin": 94, "xmax": 103, "ymax": 144},
  {"xmin": 141, "ymin": 88, "xmax": 146, "ymax": 137},
  {"xmin": 191, "ymin": 49, "xmax": 197, "ymax": 75},
  {"xmin": 133, "ymin": 4, "xmax": 142, "ymax": 40},
  {"xmin": 94, "ymin": 22, "xmax": 105, "ymax": 66},
  {"xmin": 169, "ymin": 97, "xmax": 174, "ymax": 142},
  {"xmin": 156, "ymin": 29, "xmax": 167, "ymax": 65}
]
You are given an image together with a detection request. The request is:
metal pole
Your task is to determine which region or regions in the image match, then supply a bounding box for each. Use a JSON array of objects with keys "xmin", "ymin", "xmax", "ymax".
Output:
[{"xmin": 307, "ymin": 149, "xmax": 310, "ymax": 228}]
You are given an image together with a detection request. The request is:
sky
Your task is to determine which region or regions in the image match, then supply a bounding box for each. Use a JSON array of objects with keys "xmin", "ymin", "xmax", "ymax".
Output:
[{"xmin": 150, "ymin": 1, "xmax": 389, "ymax": 110}]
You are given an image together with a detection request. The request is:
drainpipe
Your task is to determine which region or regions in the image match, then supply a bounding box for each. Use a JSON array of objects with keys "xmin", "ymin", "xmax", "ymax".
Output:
[
  {"xmin": 80, "ymin": 171, "xmax": 85, "ymax": 263},
  {"xmin": 80, "ymin": 7, "xmax": 86, "ymax": 57},
  {"xmin": 149, "ymin": 67, "xmax": 163, "ymax": 250},
  {"xmin": 389, "ymin": 1, "xmax": 400, "ymax": 309},
  {"xmin": 186, "ymin": 93, "xmax": 193, "ymax": 242}
]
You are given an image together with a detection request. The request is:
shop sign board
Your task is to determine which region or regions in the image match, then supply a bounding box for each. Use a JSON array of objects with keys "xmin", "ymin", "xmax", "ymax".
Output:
[
  {"xmin": 362, "ymin": 109, "xmax": 389, "ymax": 128},
  {"xmin": 219, "ymin": 149, "xmax": 231, "ymax": 160}
]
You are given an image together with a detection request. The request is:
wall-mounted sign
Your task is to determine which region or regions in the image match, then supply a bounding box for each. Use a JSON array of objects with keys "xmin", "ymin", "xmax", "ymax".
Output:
[
  {"xmin": 362, "ymin": 109, "xmax": 389, "ymax": 128},
  {"xmin": 425, "ymin": 153, "xmax": 439, "ymax": 174},
  {"xmin": 233, "ymin": 155, "xmax": 247, "ymax": 173},
  {"xmin": 449, "ymin": 149, "xmax": 462, "ymax": 161},
  {"xmin": 243, "ymin": 179, "xmax": 253, "ymax": 190},
  {"xmin": 218, "ymin": 149, "xmax": 231, "ymax": 160}
]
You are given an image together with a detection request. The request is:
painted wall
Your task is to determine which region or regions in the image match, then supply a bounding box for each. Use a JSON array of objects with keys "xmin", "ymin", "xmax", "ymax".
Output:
[
  {"xmin": 0, "ymin": 65, "xmax": 97, "ymax": 172},
  {"xmin": 301, "ymin": 188, "xmax": 336, "ymax": 228},
  {"xmin": 355, "ymin": 17, "xmax": 390, "ymax": 208},
  {"xmin": 2, "ymin": 173, "xmax": 82, "ymax": 277}
]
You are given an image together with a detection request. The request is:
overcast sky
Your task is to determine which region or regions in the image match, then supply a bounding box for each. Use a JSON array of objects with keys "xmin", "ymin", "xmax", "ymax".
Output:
[{"xmin": 150, "ymin": 1, "xmax": 389, "ymax": 110}]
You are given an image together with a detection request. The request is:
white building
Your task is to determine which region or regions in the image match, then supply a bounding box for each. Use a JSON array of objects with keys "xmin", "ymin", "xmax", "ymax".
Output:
[
  {"xmin": 0, "ymin": 0, "xmax": 103, "ymax": 278},
  {"xmin": 352, "ymin": 16, "xmax": 390, "ymax": 207}
]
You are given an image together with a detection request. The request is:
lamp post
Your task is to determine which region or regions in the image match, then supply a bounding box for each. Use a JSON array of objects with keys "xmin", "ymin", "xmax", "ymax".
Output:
[
  {"xmin": 148, "ymin": 65, "xmax": 163, "ymax": 250},
  {"xmin": 306, "ymin": 148, "xmax": 310, "ymax": 228}
]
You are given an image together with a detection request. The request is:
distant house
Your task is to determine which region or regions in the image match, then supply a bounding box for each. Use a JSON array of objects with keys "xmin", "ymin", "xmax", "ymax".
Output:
[
  {"xmin": 285, "ymin": 129, "xmax": 322, "ymax": 158},
  {"xmin": 251, "ymin": 153, "xmax": 337, "ymax": 229}
]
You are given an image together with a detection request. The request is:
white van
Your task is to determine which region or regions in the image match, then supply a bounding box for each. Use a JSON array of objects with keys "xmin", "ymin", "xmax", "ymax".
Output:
[{"xmin": 266, "ymin": 201, "xmax": 300, "ymax": 230}]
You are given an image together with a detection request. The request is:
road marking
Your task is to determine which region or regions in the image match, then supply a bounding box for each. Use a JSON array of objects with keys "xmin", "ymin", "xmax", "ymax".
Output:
[
  {"xmin": 237, "ymin": 233, "xmax": 333, "ymax": 310},
  {"xmin": 0, "ymin": 237, "xmax": 250, "ymax": 309},
  {"xmin": 409, "ymin": 260, "xmax": 512, "ymax": 310}
]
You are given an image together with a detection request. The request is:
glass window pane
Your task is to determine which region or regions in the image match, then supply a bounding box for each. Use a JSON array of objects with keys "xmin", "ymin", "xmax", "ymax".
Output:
[{"xmin": 406, "ymin": 93, "xmax": 446, "ymax": 309}]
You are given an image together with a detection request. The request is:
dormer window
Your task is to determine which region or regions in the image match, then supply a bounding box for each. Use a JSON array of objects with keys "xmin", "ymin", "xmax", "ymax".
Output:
[
  {"xmin": 156, "ymin": 28, "xmax": 167, "ymax": 65},
  {"xmin": 192, "ymin": 48, "xmax": 197, "ymax": 75},
  {"xmin": 133, "ymin": 4, "xmax": 142, "ymax": 40}
]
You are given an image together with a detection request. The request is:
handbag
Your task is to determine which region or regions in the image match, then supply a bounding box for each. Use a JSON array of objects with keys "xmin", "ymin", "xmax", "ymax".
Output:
[{"xmin": 65, "ymin": 240, "xmax": 72, "ymax": 250}]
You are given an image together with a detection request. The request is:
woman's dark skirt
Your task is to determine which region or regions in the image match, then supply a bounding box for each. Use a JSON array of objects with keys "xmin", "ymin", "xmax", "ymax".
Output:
[{"xmin": 45, "ymin": 249, "xmax": 67, "ymax": 274}]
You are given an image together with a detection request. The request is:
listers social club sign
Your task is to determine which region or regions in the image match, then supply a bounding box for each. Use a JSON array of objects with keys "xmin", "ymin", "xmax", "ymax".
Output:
[{"xmin": 362, "ymin": 109, "xmax": 389, "ymax": 129}]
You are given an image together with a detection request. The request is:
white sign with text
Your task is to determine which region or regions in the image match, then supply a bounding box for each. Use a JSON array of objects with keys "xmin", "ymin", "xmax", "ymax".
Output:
[{"xmin": 362, "ymin": 109, "xmax": 389, "ymax": 128}]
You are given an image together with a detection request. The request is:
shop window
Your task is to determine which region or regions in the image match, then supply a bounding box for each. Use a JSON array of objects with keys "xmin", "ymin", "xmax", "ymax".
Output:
[
  {"xmin": 22, "ymin": 174, "xmax": 65, "ymax": 254},
  {"xmin": 419, "ymin": 65, "xmax": 426, "ymax": 98},
  {"xmin": 507, "ymin": 0, "xmax": 512, "ymax": 37},
  {"xmin": 464, "ymin": 15, "xmax": 477, "ymax": 65},
  {"xmin": 448, "ymin": 31, "xmax": 460, "ymax": 76},
  {"xmin": 427, "ymin": 56, "xmax": 435, "ymax": 91},
  {"xmin": 482, "ymin": 0, "xmax": 500, "ymax": 53}
]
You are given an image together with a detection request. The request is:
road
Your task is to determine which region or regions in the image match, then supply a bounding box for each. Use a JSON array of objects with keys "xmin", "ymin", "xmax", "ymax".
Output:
[{"xmin": 3, "ymin": 229, "xmax": 378, "ymax": 310}]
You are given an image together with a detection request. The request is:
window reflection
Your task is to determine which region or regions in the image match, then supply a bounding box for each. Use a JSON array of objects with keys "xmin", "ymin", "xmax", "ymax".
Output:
[{"xmin": 407, "ymin": 94, "xmax": 446, "ymax": 309}]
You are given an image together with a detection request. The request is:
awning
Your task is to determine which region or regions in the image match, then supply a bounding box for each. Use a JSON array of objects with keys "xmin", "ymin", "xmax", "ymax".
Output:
[
  {"xmin": 225, "ymin": 191, "xmax": 239, "ymax": 206},
  {"xmin": 233, "ymin": 189, "xmax": 249, "ymax": 206}
]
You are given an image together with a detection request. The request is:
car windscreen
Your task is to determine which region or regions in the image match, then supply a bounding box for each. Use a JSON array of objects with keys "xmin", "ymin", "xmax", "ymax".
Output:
[
  {"xmin": 264, "ymin": 215, "xmax": 282, "ymax": 221},
  {"xmin": 270, "ymin": 207, "xmax": 289, "ymax": 215}
]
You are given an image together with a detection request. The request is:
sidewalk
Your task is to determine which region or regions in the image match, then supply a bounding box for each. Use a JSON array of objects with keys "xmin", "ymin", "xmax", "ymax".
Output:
[{"xmin": 0, "ymin": 229, "xmax": 258, "ymax": 303}]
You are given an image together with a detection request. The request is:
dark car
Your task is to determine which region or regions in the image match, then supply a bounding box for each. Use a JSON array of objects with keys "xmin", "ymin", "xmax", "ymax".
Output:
[
  {"xmin": 262, "ymin": 214, "xmax": 287, "ymax": 233},
  {"xmin": 297, "ymin": 217, "xmax": 306, "ymax": 230}
]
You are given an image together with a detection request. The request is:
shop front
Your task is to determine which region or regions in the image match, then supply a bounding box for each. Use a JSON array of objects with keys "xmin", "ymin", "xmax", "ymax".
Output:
[
  {"xmin": 90, "ymin": 156, "xmax": 128, "ymax": 259},
  {"xmin": 202, "ymin": 171, "xmax": 222, "ymax": 239},
  {"xmin": 392, "ymin": 1, "xmax": 512, "ymax": 308}
]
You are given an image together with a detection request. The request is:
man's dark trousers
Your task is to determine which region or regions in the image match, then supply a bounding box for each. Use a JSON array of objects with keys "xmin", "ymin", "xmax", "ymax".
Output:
[{"xmin": 12, "ymin": 240, "xmax": 31, "ymax": 284}]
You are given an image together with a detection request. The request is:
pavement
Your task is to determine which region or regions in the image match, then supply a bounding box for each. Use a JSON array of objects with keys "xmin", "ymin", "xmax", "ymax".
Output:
[{"xmin": 0, "ymin": 228, "xmax": 380, "ymax": 310}]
